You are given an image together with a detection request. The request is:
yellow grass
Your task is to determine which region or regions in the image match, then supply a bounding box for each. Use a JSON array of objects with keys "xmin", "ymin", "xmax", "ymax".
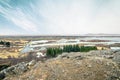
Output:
[
  {"xmin": 0, "ymin": 52, "xmax": 20, "ymax": 58},
  {"xmin": 97, "ymin": 47, "xmax": 109, "ymax": 50}
]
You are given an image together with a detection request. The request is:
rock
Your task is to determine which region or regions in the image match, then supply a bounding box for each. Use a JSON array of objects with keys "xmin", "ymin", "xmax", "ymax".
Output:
[
  {"xmin": 89, "ymin": 50, "xmax": 114, "ymax": 56},
  {"xmin": 61, "ymin": 53, "xmax": 69, "ymax": 58},
  {"xmin": 112, "ymin": 50, "xmax": 120, "ymax": 53},
  {"xmin": 4, "ymin": 66, "xmax": 15, "ymax": 75},
  {"xmin": 0, "ymin": 60, "xmax": 37, "ymax": 79},
  {"xmin": 56, "ymin": 53, "xmax": 69, "ymax": 59},
  {"xmin": 113, "ymin": 55, "xmax": 120, "ymax": 63},
  {"xmin": 103, "ymin": 55, "xmax": 114, "ymax": 59},
  {"xmin": 74, "ymin": 55, "xmax": 84, "ymax": 60},
  {"xmin": 28, "ymin": 60, "xmax": 36, "ymax": 66},
  {"xmin": 87, "ymin": 64, "xmax": 92, "ymax": 68},
  {"xmin": 1, "ymin": 62, "xmax": 28, "ymax": 76},
  {"xmin": 13, "ymin": 62, "xmax": 28, "ymax": 74},
  {"xmin": 107, "ymin": 76, "xmax": 120, "ymax": 80},
  {"xmin": 27, "ymin": 60, "xmax": 36, "ymax": 69},
  {"xmin": 0, "ymin": 71, "xmax": 5, "ymax": 80},
  {"xmin": 58, "ymin": 52, "xmax": 85, "ymax": 60}
]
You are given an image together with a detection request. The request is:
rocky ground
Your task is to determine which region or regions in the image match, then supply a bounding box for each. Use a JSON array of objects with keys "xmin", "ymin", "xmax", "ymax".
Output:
[{"xmin": 1, "ymin": 50, "xmax": 120, "ymax": 80}]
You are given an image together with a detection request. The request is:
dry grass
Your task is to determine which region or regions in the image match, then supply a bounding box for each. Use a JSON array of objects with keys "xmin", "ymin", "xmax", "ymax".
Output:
[{"xmin": 0, "ymin": 52, "xmax": 20, "ymax": 58}]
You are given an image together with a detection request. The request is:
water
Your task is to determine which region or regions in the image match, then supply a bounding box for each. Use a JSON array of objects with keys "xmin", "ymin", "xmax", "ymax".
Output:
[
  {"xmin": 78, "ymin": 37, "xmax": 120, "ymax": 42},
  {"xmin": 21, "ymin": 37, "xmax": 120, "ymax": 53}
]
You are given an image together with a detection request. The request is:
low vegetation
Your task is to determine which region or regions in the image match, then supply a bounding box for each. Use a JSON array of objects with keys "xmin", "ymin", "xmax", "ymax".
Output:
[
  {"xmin": 47, "ymin": 48, "xmax": 63, "ymax": 57},
  {"xmin": 80, "ymin": 46, "xmax": 97, "ymax": 52},
  {"xmin": 47, "ymin": 45, "xmax": 97, "ymax": 57}
]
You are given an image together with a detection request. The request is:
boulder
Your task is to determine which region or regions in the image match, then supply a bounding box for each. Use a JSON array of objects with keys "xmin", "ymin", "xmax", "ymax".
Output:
[
  {"xmin": 0, "ymin": 71, "xmax": 5, "ymax": 80},
  {"xmin": 0, "ymin": 60, "xmax": 37, "ymax": 79}
]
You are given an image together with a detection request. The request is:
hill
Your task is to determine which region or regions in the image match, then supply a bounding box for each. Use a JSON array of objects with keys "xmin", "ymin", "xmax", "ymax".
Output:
[{"xmin": 1, "ymin": 50, "xmax": 120, "ymax": 80}]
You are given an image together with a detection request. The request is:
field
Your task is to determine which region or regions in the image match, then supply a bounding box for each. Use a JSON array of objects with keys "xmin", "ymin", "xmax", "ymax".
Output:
[{"xmin": 0, "ymin": 38, "xmax": 28, "ymax": 59}]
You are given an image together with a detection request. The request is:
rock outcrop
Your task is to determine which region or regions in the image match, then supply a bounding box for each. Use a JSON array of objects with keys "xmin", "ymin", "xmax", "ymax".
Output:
[
  {"xmin": 1, "ymin": 50, "xmax": 120, "ymax": 80},
  {"xmin": 0, "ymin": 60, "xmax": 36, "ymax": 80}
]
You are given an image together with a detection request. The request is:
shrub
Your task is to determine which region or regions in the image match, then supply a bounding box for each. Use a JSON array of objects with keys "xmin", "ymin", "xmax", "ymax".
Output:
[
  {"xmin": 46, "ymin": 45, "xmax": 97, "ymax": 57},
  {"xmin": 80, "ymin": 46, "xmax": 97, "ymax": 52},
  {"xmin": 0, "ymin": 41, "xmax": 11, "ymax": 47},
  {"xmin": 47, "ymin": 47, "xmax": 63, "ymax": 57}
]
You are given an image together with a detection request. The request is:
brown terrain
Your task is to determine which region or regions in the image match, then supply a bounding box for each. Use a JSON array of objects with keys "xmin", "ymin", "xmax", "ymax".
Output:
[
  {"xmin": 0, "ymin": 36, "xmax": 120, "ymax": 80},
  {"xmin": 1, "ymin": 50, "xmax": 120, "ymax": 80}
]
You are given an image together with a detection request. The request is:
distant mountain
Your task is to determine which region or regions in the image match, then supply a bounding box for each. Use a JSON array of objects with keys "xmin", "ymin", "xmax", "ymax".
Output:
[{"xmin": 84, "ymin": 33, "xmax": 120, "ymax": 36}]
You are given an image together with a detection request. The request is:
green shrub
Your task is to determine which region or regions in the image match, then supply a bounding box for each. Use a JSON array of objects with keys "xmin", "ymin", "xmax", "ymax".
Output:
[
  {"xmin": 0, "ymin": 41, "xmax": 11, "ymax": 47},
  {"xmin": 80, "ymin": 46, "xmax": 97, "ymax": 52},
  {"xmin": 46, "ymin": 45, "xmax": 97, "ymax": 57},
  {"xmin": 46, "ymin": 47, "xmax": 63, "ymax": 57}
]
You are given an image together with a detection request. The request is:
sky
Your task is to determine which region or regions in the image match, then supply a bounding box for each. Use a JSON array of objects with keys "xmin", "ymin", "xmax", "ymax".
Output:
[{"xmin": 0, "ymin": 0, "xmax": 120, "ymax": 35}]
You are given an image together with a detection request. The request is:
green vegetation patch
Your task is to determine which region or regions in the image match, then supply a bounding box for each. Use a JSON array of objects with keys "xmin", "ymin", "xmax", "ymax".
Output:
[
  {"xmin": 47, "ymin": 45, "xmax": 97, "ymax": 57},
  {"xmin": 0, "ymin": 41, "xmax": 11, "ymax": 47}
]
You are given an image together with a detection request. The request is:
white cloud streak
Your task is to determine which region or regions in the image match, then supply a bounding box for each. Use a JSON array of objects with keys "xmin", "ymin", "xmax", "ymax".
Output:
[
  {"xmin": 9, "ymin": 8, "xmax": 38, "ymax": 32},
  {"xmin": 0, "ymin": 1, "xmax": 38, "ymax": 32}
]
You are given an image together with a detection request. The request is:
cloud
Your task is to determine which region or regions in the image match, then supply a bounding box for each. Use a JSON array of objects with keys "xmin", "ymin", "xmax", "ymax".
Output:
[
  {"xmin": 0, "ymin": 0, "xmax": 120, "ymax": 35},
  {"xmin": 37, "ymin": 0, "xmax": 92, "ymax": 34},
  {"xmin": 37, "ymin": 0, "xmax": 120, "ymax": 34},
  {"xmin": 0, "ymin": 1, "xmax": 38, "ymax": 32},
  {"xmin": 9, "ymin": 8, "xmax": 38, "ymax": 32}
]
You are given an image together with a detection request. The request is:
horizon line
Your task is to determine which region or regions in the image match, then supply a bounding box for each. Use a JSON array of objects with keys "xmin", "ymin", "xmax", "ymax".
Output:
[{"xmin": 0, "ymin": 34, "xmax": 120, "ymax": 36}]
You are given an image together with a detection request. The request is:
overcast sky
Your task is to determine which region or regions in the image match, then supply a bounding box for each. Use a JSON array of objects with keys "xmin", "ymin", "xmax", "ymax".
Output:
[{"xmin": 0, "ymin": 0, "xmax": 120, "ymax": 35}]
